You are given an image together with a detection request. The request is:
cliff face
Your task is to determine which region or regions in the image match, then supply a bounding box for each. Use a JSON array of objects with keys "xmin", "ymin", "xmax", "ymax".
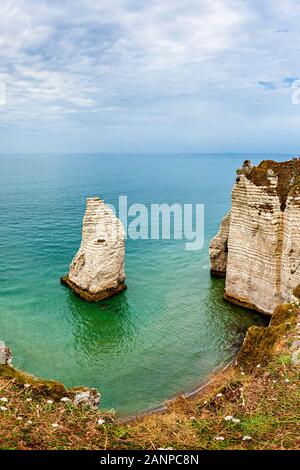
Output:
[
  {"xmin": 210, "ymin": 159, "xmax": 300, "ymax": 316},
  {"xmin": 61, "ymin": 197, "xmax": 126, "ymax": 302},
  {"xmin": 209, "ymin": 212, "xmax": 230, "ymax": 277}
]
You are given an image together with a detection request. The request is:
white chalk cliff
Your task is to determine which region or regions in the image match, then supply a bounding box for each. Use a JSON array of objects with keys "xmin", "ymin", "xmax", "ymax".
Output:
[
  {"xmin": 209, "ymin": 212, "xmax": 230, "ymax": 277},
  {"xmin": 210, "ymin": 159, "xmax": 300, "ymax": 316},
  {"xmin": 61, "ymin": 197, "xmax": 126, "ymax": 302}
]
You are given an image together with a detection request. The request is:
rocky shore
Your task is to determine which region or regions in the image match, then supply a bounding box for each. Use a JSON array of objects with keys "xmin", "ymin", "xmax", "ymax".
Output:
[
  {"xmin": 0, "ymin": 341, "xmax": 100, "ymax": 407},
  {"xmin": 0, "ymin": 298, "xmax": 299, "ymax": 449}
]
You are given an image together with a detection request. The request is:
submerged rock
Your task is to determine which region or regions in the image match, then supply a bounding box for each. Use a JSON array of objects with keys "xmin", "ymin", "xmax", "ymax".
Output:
[
  {"xmin": 61, "ymin": 196, "xmax": 126, "ymax": 302},
  {"xmin": 210, "ymin": 158, "xmax": 300, "ymax": 316}
]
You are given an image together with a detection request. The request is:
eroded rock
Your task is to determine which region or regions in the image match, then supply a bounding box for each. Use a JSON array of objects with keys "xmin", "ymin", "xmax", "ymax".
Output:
[
  {"xmin": 71, "ymin": 388, "xmax": 101, "ymax": 409},
  {"xmin": 0, "ymin": 340, "xmax": 12, "ymax": 366},
  {"xmin": 209, "ymin": 212, "xmax": 230, "ymax": 277},
  {"xmin": 0, "ymin": 342, "xmax": 101, "ymax": 407},
  {"xmin": 61, "ymin": 196, "xmax": 126, "ymax": 302},
  {"xmin": 210, "ymin": 158, "xmax": 300, "ymax": 315}
]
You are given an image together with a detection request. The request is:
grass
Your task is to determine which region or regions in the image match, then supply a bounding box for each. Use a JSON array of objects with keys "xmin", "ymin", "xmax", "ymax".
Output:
[
  {"xmin": 0, "ymin": 307, "xmax": 299, "ymax": 450},
  {"xmin": 237, "ymin": 303, "xmax": 298, "ymax": 370}
]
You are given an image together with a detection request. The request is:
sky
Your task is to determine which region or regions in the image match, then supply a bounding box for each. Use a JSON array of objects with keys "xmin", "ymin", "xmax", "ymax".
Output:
[{"xmin": 1, "ymin": 0, "xmax": 300, "ymax": 154}]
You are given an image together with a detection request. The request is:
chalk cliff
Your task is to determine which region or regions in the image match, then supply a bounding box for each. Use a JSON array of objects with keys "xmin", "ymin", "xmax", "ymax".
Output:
[
  {"xmin": 210, "ymin": 159, "xmax": 300, "ymax": 316},
  {"xmin": 209, "ymin": 212, "xmax": 230, "ymax": 277},
  {"xmin": 61, "ymin": 197, "xmax": 126, "ymax": 302}
]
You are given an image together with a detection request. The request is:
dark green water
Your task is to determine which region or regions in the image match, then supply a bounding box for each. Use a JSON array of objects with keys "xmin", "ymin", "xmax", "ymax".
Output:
[{"xmin": 0, "ymin": 153, "xmax": 276, "ymax": 415}]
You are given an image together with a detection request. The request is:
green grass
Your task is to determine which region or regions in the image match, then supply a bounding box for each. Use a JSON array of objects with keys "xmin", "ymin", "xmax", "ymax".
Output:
[{"xmin": 0, "ymin": 304, "xmax": 299, "ymax": 450}]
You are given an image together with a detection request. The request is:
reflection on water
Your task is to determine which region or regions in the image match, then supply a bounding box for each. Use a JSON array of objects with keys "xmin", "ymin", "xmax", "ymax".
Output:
[{"xmin": 66, "ymin": 290, "xmax": 136, "ymax": 358}]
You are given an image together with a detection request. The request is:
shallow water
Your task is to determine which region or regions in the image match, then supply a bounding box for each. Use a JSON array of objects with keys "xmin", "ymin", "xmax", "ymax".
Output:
[{"xmin": 0, "ymin": 153, "xmax": 283, "ymax": 415}]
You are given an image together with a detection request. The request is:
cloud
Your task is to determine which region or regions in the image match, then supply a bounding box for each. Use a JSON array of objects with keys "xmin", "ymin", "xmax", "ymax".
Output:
[
  {"xmin": 0, "ymin": 0, "xmax": 250, "ymax": 133},
  {"xmin": 0, "ymin": 0, "xmax": 300, "ymax": 152}
]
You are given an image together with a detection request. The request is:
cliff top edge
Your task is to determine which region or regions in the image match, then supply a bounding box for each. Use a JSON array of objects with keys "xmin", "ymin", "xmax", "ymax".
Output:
[{"xmin": 239, "ymin": 158, "xmax": 300, "ymax": 210}]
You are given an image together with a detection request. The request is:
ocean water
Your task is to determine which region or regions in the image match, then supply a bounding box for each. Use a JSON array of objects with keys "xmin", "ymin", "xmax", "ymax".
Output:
[{"xmin": 0, "ymin": 153, "xmax": 282, "ymax": 415}]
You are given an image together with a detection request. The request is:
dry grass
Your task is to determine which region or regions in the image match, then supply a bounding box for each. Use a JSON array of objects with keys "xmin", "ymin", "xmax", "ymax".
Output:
[
  {"xmin": 114, "ymin": 361, "xmax": 299, "ymax": 450},
  {"xmin": 0, "ymin": 359, "xmax": 298, "ymax": 450},
  {"xmin": 0, "ymin": 310, "xmax": 299, "ymax": 450}
]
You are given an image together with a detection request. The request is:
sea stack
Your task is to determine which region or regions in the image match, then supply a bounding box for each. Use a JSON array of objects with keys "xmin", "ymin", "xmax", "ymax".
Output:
[
  {"xmin": 61, "ymin": 197, "xmax": 126, "ymax": 302},
  {"xmin": 210, "ymin": 159, "xmax": 300, "ymax": 316}
]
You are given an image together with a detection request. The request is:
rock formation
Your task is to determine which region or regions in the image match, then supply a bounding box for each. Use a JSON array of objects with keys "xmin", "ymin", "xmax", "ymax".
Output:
[
  {"xmin": 209, "ymin": 212, "xmax": 230, "ymax": 277},
  {"xmin": 210, "ymin": 158, "xmax": 300, "ymax": 316},
  {"xmin": 0, "ymin": 340, "xmax": 12, "ymax": 366},
  {"xmin": 0, "ymin": 340, "xmax": 101, "ymax": 407},
  {"xmin": 61, "ymin": 196, "xmax": 126, "ymax": 302}
]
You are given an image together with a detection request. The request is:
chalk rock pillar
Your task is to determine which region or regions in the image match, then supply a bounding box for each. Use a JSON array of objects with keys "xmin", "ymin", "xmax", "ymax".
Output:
[{"xmin": 61, "ymin": 197, "xmax": 126, "ymax": 302}]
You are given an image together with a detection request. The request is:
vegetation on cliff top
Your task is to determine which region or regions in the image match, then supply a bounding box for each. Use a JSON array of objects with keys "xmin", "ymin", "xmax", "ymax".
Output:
[
  {"xmin": 0, "ymin": 304, "xmax": 299, "ymax": 450},
  {"xmin": 246, "ymin": 158, "xmax": 300, "ymax": 210},
  {"xmin": 237, "ymin": 303, "xmax": 297, "ymax": 370}
]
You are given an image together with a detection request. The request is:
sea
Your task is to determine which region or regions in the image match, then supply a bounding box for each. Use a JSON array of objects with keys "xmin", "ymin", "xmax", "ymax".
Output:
[{"xmin": 1, "ymin": 153, "xmax": 289, "ymax": 415}]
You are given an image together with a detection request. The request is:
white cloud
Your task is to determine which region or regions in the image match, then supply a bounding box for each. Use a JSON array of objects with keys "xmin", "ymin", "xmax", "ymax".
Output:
[
  {"xmin": 0, "ymin": 0, "xmax": 250, "ymax": 126},
  {"xmin": 0, "ymin": 0, "xmax": 300, "ymax": 152}
]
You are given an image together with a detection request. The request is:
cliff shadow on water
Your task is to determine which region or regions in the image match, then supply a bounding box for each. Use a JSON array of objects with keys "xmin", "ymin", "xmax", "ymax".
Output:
[{"xmin": 205, "ymin": 276, "xmax": 268, "ymax": 353}]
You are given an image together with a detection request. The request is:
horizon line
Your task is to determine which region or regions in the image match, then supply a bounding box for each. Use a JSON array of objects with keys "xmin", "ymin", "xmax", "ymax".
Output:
[{"xmin": 0, "ymin": 151, "xmax": 299, "ymax": 156}]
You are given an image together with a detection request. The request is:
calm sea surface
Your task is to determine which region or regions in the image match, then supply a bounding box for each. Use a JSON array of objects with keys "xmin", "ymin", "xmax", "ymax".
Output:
[{"xmin": 0, "ymin": 153, "xmax": 287, "ymax": 415}]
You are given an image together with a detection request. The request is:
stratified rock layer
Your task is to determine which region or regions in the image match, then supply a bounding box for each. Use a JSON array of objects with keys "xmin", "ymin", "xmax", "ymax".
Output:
[
  {"xmin": 61, "ymin": 197, "xmax": 126, "ymax": 302},
  {"xmin": 210, "ymin": 159, "xmax": 300, "ymax": 316},
  {"xmin": 209, "ymin": 212, "xmax": 230, "ymax": 277}
]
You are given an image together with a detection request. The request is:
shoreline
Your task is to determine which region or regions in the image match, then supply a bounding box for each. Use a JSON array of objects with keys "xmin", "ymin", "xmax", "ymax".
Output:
[
  {"xmin": 0, "ymin": 340, "xmax": 241, "ymax": 423},
  {"xmin": 0, "ymin": 301, "xmax": 298, "ymax": 450},
  {"xmin": 0, "ymin": 302, "xmax": 286, "ymax": 424},
  {"xmin": 1, "ymin": 304, "xmax": 265, "ymax": 423},
  {"xmin": 118, "ymin": 301, "xmax": 299, "ymax": 422},
  {"xmin": 223, "ymin": 293, "xmax": 273, "ymax": 317},
  {"xmin": 117, "ymin": 300, "xmax": 271, "ymax": 422},
  {"xmin": 117, "ymin": 359, "xmax": 235, "ymax": 424}
]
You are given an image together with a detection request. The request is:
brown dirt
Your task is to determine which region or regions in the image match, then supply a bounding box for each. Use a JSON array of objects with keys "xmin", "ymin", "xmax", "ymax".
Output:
[{"xmin": 246, "ymin": 158, "xmax": 300, "ymax": 210}]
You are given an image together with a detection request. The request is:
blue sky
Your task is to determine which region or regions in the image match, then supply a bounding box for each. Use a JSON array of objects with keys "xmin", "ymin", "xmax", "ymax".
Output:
[{"xmin": 0, "ymin": 0, "xmax": 300, "ymax": 153}]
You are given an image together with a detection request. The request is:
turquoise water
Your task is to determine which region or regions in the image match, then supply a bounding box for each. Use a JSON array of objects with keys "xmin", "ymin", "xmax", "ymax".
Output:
[{"xmin": 0, "ymin": 153, "xmax": 278, "ymax": 415}]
